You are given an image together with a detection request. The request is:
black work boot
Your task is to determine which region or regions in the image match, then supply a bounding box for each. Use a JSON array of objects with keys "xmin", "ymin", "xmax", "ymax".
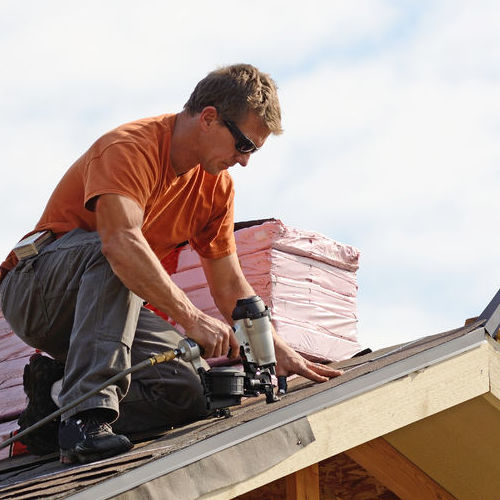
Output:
[
  {"xmin": 18, "ymin": 353, "xmax": 65, "ymax": 455},
  {"xmin": 58, "ymin": 413, "xmax": 133, "ymax": 464}
]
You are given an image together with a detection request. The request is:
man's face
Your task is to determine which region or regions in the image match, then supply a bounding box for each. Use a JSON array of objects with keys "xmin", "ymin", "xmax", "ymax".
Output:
[{"xmin": 199, "ymin": 110, "xmax": 270, "ymax": 176}]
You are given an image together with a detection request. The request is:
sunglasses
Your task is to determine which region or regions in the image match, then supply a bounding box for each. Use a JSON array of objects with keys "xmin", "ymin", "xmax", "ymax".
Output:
[{"xmin": 222, "ymin": 119, "xmax": 259, "ymax": 154}]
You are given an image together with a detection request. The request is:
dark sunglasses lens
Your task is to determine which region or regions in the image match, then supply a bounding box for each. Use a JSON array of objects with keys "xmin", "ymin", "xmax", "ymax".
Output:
[
  {"xmin": 236, "ymin": 139, "xmax": 257, "ymax": 154},
  {"xmin": 223, "ymin": 120, "xmax": 257, "ymax": 154}
]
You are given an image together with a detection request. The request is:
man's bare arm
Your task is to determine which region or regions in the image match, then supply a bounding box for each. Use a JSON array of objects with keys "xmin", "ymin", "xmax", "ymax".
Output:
[
  {"xmin": 201, "ymin": 253, "xmax": 343, "ymax": 381},
  {"xmin": 95, "ymin": 193, "xmax": 238, "ymax": 359}
]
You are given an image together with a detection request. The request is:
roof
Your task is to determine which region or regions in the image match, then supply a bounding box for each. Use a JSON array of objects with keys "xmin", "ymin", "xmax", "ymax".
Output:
[{"xmin": 1, "ymin": 290, "xmax": 499, "ymax": 499}]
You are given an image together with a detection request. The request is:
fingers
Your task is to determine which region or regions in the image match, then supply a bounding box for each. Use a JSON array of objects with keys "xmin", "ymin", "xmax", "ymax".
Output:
[
  {"xmin": 219, "ymin": 325, "xmax": 238, "ymax": 359},
  {"xmin": 186, "ymin": 314, "xmax": 235, "ymax": 359},
  {"xmin": 288, "ymin": 362, "xmax": 343, "ymax": 383},
  {"xmin": 276, "ymin": 354, "xmax": 343, "ymax": 383},
  {"xmin": 228, "ymin": 330, "xmax": 240, "ymax": 359},
  {"xmin": 222, "ymin": 336, "xmax": 229, "ymax": 359},
  {"xmin": 300, "ymin": 367, "xmax": 329, "ymax": 383},
  {"xmin": 307, "ymin": 361, "xmax": 343, "ymax": 378},
  {"xmin": 220, "ymin": 328, "xmax": 230, "ymax": 359},
  {"xmin": 209, "ymin": 328, "xmax": 230, "ymax": 359},
  {"xmin": 211, "ymin": 334, "xmax": 222, "ymax": 359},
  {"xmin": 277, "ymin": 360, "xmax": 328, "ymax": 382},
  {"xmin": 201, "ymin": 339, "xmax": 215, "ymax": 359}
]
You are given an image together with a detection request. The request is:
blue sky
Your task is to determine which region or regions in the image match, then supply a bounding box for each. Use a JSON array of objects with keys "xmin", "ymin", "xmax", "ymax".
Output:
[{"xmin": 1, "ymin": 1, "xmax": 499, "ymax": 350}]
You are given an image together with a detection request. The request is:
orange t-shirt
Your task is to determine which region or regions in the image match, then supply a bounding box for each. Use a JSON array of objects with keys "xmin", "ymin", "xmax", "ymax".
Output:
[{"xmin": 1, "ymin": 114, "xmax": 236, "ymax": 276}]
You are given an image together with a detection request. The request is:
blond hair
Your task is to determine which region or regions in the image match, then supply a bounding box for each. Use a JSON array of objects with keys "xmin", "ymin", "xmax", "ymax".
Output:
[{"xmin": 184, "ymin": 64, "xmax": 282, "ymax": 135}]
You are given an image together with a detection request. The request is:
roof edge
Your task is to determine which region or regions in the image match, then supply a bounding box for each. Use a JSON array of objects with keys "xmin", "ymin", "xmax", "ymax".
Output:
[{"xmin": 68, "ymin": 327, "xmax": 488, "ymax": 500}]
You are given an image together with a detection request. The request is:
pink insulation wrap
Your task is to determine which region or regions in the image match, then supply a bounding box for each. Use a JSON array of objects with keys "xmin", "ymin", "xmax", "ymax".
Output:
[
  {"xmin": 236, "ymin": 221, "xmax": 360, "ymax": 272},
  {"xmin": 170, "ymin": 220, "xmax": 363, "ymax": 363},
  {"xmin": 0, "ymin": 314, "xmax": 32, "ymax": 417},
  {"xmin": 0, "ymin": 420, "xmax": 21, "ymax": 460},
  {"xmin": 0, "ymin": 312, "xmax": 35, "ymax": 458}
]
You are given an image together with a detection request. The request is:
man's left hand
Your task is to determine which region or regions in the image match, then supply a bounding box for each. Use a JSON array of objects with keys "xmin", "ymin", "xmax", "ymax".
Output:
[{"xmin": 274, "ymin": 334, "xmax": 343, "ymax": 382}]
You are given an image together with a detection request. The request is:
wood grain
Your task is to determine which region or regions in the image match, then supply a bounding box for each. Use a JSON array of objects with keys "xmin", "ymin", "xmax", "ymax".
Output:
[
  {"xmin": 346, "ymin": 437, "xmax": 455, "ymax": 500},
  {"xmin": 285, "ymin": 463, "xmax": 319, "ymax": 500}
]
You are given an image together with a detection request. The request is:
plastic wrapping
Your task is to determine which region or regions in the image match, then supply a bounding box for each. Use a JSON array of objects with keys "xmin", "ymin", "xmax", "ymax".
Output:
[{"xmin": 168, "ymin": 220, "xmax": 363, "ymax": 364}]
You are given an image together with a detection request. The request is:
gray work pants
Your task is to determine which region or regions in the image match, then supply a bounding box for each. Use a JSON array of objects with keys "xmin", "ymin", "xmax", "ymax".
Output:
[{"xmin": 0, "ymin": 229, "xmax": 208, "ymax": 434}]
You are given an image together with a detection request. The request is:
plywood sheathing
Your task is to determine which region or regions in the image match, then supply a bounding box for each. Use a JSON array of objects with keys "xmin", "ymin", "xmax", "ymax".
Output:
[{"xmin": 235, "ymin": 451, "xmax": 402, "ymax": 500}]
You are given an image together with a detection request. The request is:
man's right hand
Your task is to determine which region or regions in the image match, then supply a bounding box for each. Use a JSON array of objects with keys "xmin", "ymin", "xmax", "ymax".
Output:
[{"xmin": 184, "ymin": 312, "xmax": 240, "ymax": 360}]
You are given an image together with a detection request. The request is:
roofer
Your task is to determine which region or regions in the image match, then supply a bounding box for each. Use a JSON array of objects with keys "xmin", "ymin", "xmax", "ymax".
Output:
[{"xmin": 0, "ymin": 64, "xmax": 342, "ymax": 465}]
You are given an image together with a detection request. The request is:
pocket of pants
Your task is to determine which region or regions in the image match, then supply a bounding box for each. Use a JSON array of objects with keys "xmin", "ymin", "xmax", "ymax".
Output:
[{"xmin": 1, "ymin": 259, "xmax": 50, "ymax": 342}]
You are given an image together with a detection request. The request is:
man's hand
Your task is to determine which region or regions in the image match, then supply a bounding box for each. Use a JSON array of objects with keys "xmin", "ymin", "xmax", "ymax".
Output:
[
  {"xmin": 198, "ymin": 253, "xmax": 341, "ymax": 376},
  {"xmin": 274, "ymin": 333, "xmax": 343, "ymax": 382},
  {"xmin": 184, "ymin": 312, "xmax": 240, "ymax": 360}
]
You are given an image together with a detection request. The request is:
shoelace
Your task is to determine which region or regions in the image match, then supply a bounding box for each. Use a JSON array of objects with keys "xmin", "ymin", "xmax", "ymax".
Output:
[{"xmin": 84, "ymin": 420, "xmax": 113, "ymax": 437}]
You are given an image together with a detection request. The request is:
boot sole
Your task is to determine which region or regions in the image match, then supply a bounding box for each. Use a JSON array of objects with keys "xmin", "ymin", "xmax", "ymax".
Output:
[{"xmin": 60, "ymin": 441, "xmax": 134, "ymax": 465}]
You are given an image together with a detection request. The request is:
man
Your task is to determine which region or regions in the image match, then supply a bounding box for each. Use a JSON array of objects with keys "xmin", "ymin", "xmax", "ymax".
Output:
[{"xmin": 0, "ymin": 64, "xmax": 342, "ymax": 465}]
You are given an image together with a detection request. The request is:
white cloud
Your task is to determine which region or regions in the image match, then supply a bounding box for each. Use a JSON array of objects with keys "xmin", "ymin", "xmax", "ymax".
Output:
[
  {"xmin": 409, "ymin": 0, "xmax": 500, "ymax": 81},
  {"xmin": 1, "ymin": 1, "xmax": 499, "ymax": 349},
  {"xmin": 233, "ymin": 1, "xmax": 500, "ymax": 345},
  {"xmin": 0, "ymin": 0, "xmax": 398, "ymax": 249},
  {"xmin": 1, "ymin": 0, "xmax": 398, "ymax": 96}
]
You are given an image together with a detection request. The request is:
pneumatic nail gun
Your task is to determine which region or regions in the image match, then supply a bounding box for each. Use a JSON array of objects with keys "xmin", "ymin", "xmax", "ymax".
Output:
[{"xmin": 179, "ymin": 295, "xmax": 283, "ymax": 416}]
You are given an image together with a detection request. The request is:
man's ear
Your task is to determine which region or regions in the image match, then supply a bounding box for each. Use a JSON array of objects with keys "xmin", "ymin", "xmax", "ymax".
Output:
[{"xmin": 199, "ymin": 106, "xmax": 218, "ymax": 131}]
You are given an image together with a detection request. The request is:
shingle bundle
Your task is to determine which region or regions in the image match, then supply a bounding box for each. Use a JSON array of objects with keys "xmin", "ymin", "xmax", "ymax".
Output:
[
  {"xmin": 170, "ymin": 220, "xmax": 363, "ymax": 363},
  {"xmin": 0, "ymin": 312, "xmax": 35, "ymax": 458}
]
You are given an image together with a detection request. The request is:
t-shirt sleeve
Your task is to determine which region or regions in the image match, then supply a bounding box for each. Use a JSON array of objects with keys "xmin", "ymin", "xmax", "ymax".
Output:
[
  {"xmin": 83, "ymin": 141, "xmax": 158, "ymax": 211},
  {"xmin": 190, "ymin": 176, "xmax": 236, "ymax": 259}
]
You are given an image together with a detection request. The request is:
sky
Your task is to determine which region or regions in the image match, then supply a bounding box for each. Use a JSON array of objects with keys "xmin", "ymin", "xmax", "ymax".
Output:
[{"xmin": 1, "ymin": 1, "xmax": 499, "ymax": 350}]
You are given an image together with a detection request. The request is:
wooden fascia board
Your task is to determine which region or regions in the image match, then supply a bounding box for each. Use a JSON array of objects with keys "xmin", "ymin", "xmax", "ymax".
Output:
[
  {"xmin": 202, "ymin": 341, "xmax": 490, "ymax": 499},
  {"xmin": 487, "ymin": 336, "xmax": 500, "ymax": 401}
]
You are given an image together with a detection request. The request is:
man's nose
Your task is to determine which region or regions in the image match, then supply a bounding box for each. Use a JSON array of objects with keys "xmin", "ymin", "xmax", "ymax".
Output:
[{"xmin": 236, "ymin": 152, "xmax": 251, "ymax": 167}]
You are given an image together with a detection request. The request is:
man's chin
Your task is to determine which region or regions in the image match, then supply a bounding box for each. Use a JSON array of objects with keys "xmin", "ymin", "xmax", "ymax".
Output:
[{"xmin": 201, "ymin": 163, "xmax": 225, "ymax": 176}]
